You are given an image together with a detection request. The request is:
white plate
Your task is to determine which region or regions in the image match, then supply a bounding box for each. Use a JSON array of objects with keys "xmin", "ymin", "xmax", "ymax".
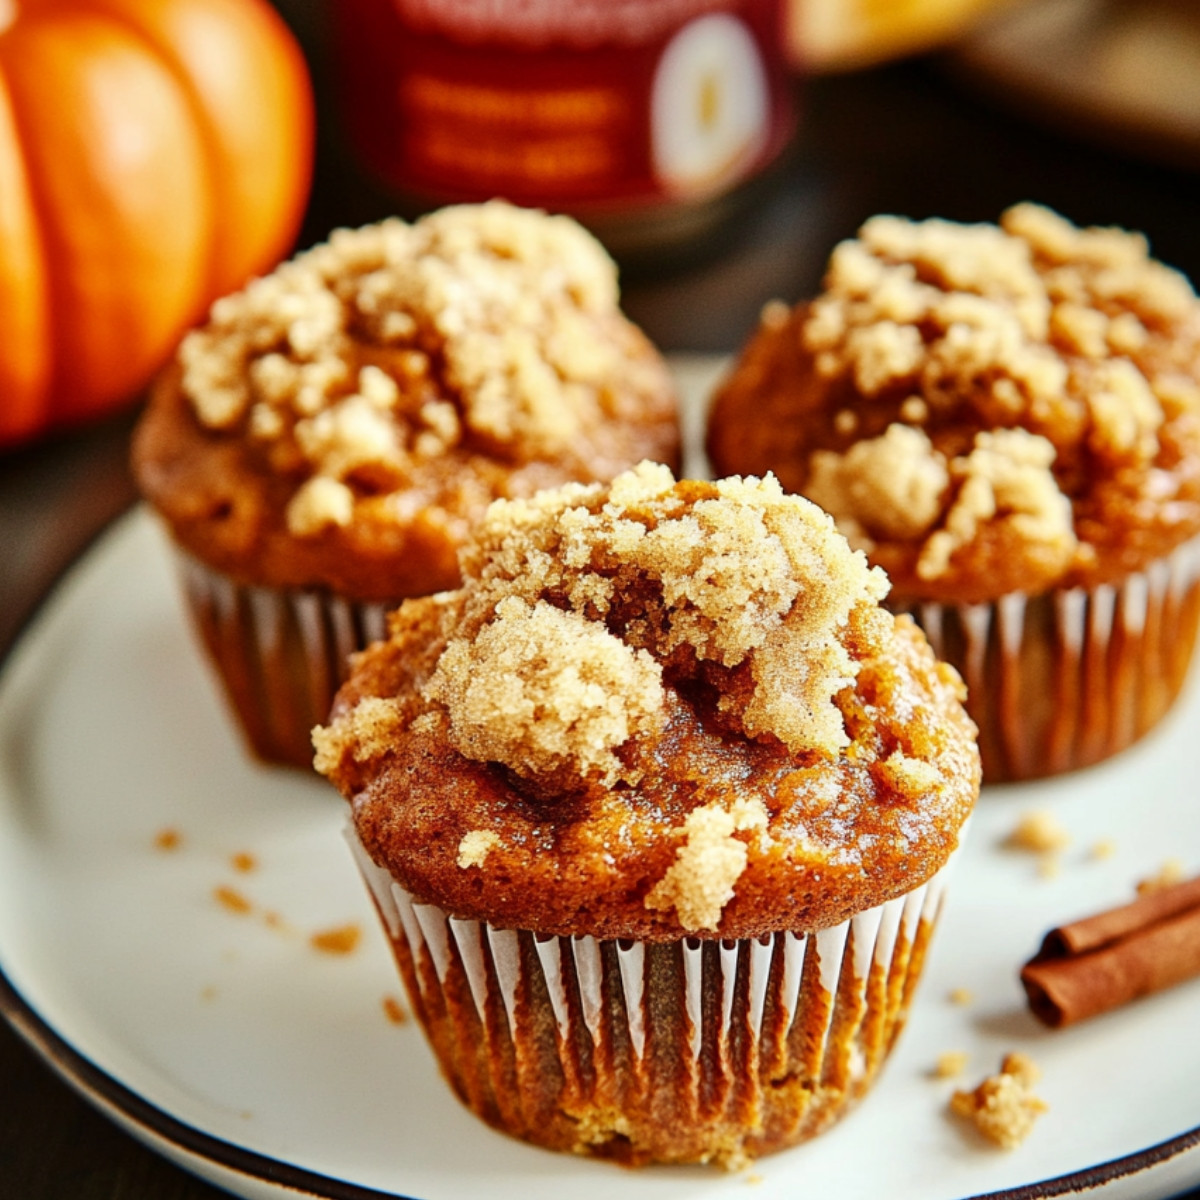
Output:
[{"xmin": 2, "ymin": 358, "xmax": 1200, "ymax": 1200}]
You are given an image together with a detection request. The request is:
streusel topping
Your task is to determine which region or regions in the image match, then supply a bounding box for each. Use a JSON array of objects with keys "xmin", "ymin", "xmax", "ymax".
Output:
[
  {"xmin": 316, "ymin": 465, "xmax": 979, "ymax": 938},
  {"xmin": 177, "ymin": 201, "xmax": 660, "ymax": 538},
  {"xmin": 708, "ymin": 204, "xmax": 1200, "ymax": 598}
]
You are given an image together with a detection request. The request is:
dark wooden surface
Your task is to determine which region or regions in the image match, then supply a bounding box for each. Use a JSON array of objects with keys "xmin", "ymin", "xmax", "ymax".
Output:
[{"xmin": 4, "ymin": 4, "xmax": 1200, "ymax": 1196}]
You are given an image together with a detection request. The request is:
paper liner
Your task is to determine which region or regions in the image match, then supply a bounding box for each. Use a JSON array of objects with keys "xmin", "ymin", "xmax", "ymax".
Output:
[
  {"xmin": 345, "ymin": 826, "xmax": 965, "ymax": 1166},
  {"xmin": 897, "ymin": 536, "xmax": 1200, "ymax": 783},
  {"xmin": 176, "ymin": 553, "xmax": 393, "ymax": 769}
]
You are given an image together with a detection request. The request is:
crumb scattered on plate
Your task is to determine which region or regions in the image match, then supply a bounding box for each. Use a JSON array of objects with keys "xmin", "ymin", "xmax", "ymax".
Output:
[
  {"xmin": 214, "ymin": 885, "xmax": 253, "ymax": 915},
  {"xmin": 310, "ymin": 924, "xmax": 362, "ymax": 955},
  {"xmin": 1090, "ymin": 838, "xmax": 1117, "ymax": 861},
  {"xmin": 1137, "ymin": 858, "xmax": 1186, "ymax": 894},
  {"xmin": 950, "ymin": 1052, "xmax": 1048, "ymax": 1149},
  {"xmin": 153, "ymin": 827, "xmax": 183, "ymax": 851},
  {"xmin": 1036, "ymin": 855, "xmax": 1061, "ymax": 880},
  {"xmin": 230, "ymin": 851, "xmax": 258, "ymax": 873},
  {"xmin": 1006, "ymin": 811, "xmax": 1070, "ymax": 854},
  {"xmin": 382, "ymin": 995, "xmax": 408, "ymax": 1025},
  {"xmin": 934, "ymin": 1050, "xmax": 969, "ymax": 1079},
  {"xmin": 947, "ymin": 987, "xmax": 974, "ymax": 1006}
]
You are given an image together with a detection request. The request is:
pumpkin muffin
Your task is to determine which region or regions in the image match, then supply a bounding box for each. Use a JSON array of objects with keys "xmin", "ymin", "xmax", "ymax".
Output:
[
  {"xmin": 133, "ymin": 201, "xmax": 680, "ymax": 767},
  {"xmin": 708, "ymin": 204, "xmax": 1200, "ymax": 781},
  {"xmin": 314, "ymin": 462, "xmax": 979, "ymax": 1168}
]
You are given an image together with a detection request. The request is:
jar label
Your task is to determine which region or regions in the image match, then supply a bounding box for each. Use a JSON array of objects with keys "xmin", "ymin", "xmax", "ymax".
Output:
[{"xmin": 335, "ymin": 0, "xmax": 794, "ymax": 213}]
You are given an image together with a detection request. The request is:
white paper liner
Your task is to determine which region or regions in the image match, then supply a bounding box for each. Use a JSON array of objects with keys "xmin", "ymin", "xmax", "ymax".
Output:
[
  {"xmin": 176, "ymin": 551, "xmax": 393, "ymax": 768},
  {"xmin": 345, "ymin": 821, "xmax": 966, "ymax": 1163},
  {"xmin": 899, "ymin": 534, "xmax": 1200, "ymax": 781}
]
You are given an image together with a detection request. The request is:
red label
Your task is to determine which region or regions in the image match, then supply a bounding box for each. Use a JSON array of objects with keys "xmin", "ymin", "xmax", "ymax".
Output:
[{"xmin": 335, "ymin": 0, "xmax": 794, "ymax": 215}]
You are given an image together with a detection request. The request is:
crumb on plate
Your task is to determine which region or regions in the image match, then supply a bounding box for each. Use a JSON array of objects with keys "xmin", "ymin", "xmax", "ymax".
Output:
[
  {"xmin": 951, "ymin": 1052, "xmax": 1047, "ymax": 1149},
  {"xmin": 310, "ymin": 923, "xmax": 362, "ymax": 955},
  {"xmin": 1137, "ymin": 858, "xmax": 1186, "ymax": 894},
  {"xmin": 934, "ymin": 1050, "xmax": 969, "ymax": 1079},
  {"xmin": 214, "ymin": 885, "xmax": 253, "ymax": 915},
  {"xmin": 154, "ymin": 827, "xmax": 183, "ymax": 851},
  {"xmin": 1006, "ymin": 810, "xmax": 1070, "ymax": 854}
]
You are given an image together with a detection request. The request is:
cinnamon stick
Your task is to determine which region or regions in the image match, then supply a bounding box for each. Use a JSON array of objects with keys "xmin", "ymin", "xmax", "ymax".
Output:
[{"xmin": 1020, "ymin": 875, "xmax": 1200, "ymax": 1028}]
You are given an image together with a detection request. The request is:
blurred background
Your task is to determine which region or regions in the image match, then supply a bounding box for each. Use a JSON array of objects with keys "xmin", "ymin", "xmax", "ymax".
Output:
[{"xmin": 3, "ymin": 0, "xmax": 1200, "ymax": 1194}]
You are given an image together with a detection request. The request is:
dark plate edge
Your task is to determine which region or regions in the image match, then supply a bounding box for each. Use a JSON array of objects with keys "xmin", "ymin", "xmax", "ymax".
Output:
[{"xmin": 1, "ymin": 512, "xmax": 1199, "ymax": 1200}]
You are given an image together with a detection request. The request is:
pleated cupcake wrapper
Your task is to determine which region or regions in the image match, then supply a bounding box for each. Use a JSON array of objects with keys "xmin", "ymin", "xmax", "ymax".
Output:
[
  {"xmin": 176, "ymin": 551, "xmax": 394, "ymax": 769},
  {"xmin": 898, "ymin": 534, "xmax": 1200, "ymax": 783},
  {"xmin": 345, "ymin": 822, "xmax": 966, "ymax": 1162}
]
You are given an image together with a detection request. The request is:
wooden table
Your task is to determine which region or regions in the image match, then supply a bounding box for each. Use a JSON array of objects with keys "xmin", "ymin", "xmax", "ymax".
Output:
[{"xmin": 4, "ymin": 7, "xmax": 1200, "ymax": 1196}]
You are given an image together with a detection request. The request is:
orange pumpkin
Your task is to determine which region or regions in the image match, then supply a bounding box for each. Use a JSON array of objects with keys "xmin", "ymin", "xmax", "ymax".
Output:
[{"xmin": 0, "ymin": 0, "xmax": 314, "ymax": 447}]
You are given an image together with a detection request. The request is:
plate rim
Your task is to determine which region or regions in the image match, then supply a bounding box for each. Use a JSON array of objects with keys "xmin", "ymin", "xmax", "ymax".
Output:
[
  {"xmin": 3, "ymin": 899, "xmax": 1199, "ymax": 1200},
  {"xmin": 3, "ymin": 508, "xmax": 1200, "ymax": 1200}
]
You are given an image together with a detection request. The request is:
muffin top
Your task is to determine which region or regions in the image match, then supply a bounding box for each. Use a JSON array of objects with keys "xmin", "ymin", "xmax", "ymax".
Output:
[
  {"xmin": 707, "ymin": 204, "xmax": 1200, "ymax": 603},
  {"xmin": 315, "ymin": 463, "xmax": 979, "ymax": 941},
  {"xmin": 133, "ymin": 201, "xmax": 679, "ymax": 600}
]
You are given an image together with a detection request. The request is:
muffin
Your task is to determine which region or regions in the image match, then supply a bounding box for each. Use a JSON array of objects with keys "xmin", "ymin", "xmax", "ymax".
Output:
[
  {"xmin": 314, "ymin": 462, "xmax": 979, "ymax": 1167},
  {"xmin": 708, "ymin": 204, "xmax": 1200, "ymax": 782},
  {"xmin": 133, "ymin": 201, "xmax": 680, "ymax": 768}
]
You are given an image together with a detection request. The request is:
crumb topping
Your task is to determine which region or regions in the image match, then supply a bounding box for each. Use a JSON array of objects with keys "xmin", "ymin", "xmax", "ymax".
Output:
[
  {"xmin": 427, "ymin": 596, "xmax": 664, "ymax": 786},
  {"xmin": 317, "ymin": 465, "xmax": 980, "ymax": 939},
  {"xmin": 808, "ymin": 424, "xmax": 949, "ymax": 544},
  {"xmin": 457, "ymin": 830, "xmax": 502, "ymax": 868},
  {"xmin": 176, "ymin": 201, "xmax": 663, "ymax": 539},
  {"xmin": 319, "ymin": 465, "xmax": 892, "ymax": 780},
  {"xmin": 951, "ymin": 1052, "xmax": 1048, "ymax": 1149},
  {"xmin": 438, "ymin": 463, "xmax": 890, "ymax": 770},
  {"xmin": 917, "ymin": 428, "xmax": 1075, "ymax": 580},
  {"xmin": 312, "ymin": 695, "xmax": 407, "ymax": 776},
  {"xmin": 718, "ymin": 203, "xmax": 1200, "ymax": 593},
  {"xmin": 644, "ymin": 798, "xmax": 769, "ymax": 931}
]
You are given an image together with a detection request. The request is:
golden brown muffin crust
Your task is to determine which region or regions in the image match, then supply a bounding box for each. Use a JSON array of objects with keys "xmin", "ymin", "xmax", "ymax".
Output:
[
  {"xmin": 316, "ymin": 464, "xmax": 979, "ymax": 940},
  {"xmin": 708, "ymin": 205, "xmax": 1200, "ymax": 603},
  {"xmin": 133, "ymin": 202, "xmax": 680, "ymax": 600}
]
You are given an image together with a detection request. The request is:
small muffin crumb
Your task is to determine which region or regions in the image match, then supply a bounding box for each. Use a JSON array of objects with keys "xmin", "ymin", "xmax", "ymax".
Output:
[
  {"xmin": 951, "ymin": 1052, "xmax": 1048, "ymax": 1149},
  {"xmin": 457, "ymin": 830, "xmax": 502, "ymax": 869},
  {"xmin": 230, "ymin": 851, "xmax": 258, "ymax": 874},
  {"xmin": 1091, "ymin": 838, "xmax": 1117, "ymax": 861},
  {"xmin": 1036, "ymin": 854, "xmax": 1062, "ymax": 880},
  {"xmin": 644, "ymin": 798, "xmax": 770, "ymax": 931},
  {"xmin": 214, "ymin": 885, "xmax": 253, "ymax": 915},
  {"xmin": 934, "ymin": 1050, "xmax": 969, "ymax": 1079},
  {"xmin": 1006, "ymin": 810, "xmax": 1071, "ymax": 854},
  {"xmin": 382, "ymin": 995, "xmax": 408, "ymax": 1025},
  {"xmin": 154, "ymin": 828, "xmax": 183, "ymax": 851},
  {"xmin": 310, "ymin": 924, "xmax": 362, "ymax": 955},
  {"xmin": 1137, "ymin": 858, "xmax": 1186, "ymax": 894},
  {"xmin": 948, "ymin": 987, "xmax": 974, "ymax": 1006}
]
